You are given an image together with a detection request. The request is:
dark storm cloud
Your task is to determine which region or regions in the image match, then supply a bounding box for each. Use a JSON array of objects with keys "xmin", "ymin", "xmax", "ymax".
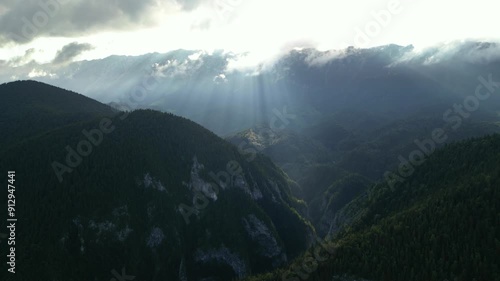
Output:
[
  {"xmin": 53, "ymin": 42, "xmax": 93, "ymax": 64},
  {"xmin": 0, "ymin": 0, "xmax": 165, "ymax": 46}
]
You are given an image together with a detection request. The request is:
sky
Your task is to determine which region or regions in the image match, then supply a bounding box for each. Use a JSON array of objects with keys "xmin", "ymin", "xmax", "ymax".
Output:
[{"xmin": 0, "ymin": 0, "xmax": 499, "ymax": 65}]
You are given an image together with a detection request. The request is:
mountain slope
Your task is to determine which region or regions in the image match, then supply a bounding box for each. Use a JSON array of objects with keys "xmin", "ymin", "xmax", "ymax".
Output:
[
  {"xmin": 0, "ymin": 80, "xmax": 116, "ymax": 151},
  {"xmin": 0, "ymin": 81, "xmax": 314, "ymax": 281},
  {"xmin": 246, "ymin": 134, "xmax": 500, "ymax": 281}
]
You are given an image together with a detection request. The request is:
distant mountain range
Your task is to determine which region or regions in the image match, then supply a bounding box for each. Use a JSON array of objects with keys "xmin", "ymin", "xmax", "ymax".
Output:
[{"xmin": 3, "ymin": 41, "xmax": 500, "ymax": 136}]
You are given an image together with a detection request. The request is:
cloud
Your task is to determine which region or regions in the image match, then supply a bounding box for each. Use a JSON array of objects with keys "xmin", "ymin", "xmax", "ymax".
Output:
[
  {"xmin": 304, "ymin": 49, "xmax": 347, "ymax": 67},
  {"xmin": 190, "ymin": 18, "xmax": 212, "ymax": 30},
  {"xmin": 393, "ymin": 41, "xmax": 500, "ymax": 65},
  {"xmin": 53, "ymin": 42, "xmax": 93, "ymax": 64},
  {"xmin": 27, "ymin": 68, "xmax": 57, "ymax": 78},
  {"xmin": 0, "ymin": 0, "xmax": 169, "ymax": 46},
  {"xmin": 175, "ymin": 0, "xmax": 204, "ymax": 11},
  {"xmin": 7, "ymin": 48, "xmax": 37, "ymax": 66}
]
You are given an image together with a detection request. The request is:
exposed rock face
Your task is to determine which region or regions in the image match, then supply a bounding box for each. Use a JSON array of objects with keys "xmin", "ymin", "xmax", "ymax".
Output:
[
  {"xmin": 72, "ymin": 218, "xmax": 85, "ymax": 253},
  {"xmin": 194, "ymin": 247, "xmax": 247, "ymax": 278},
  {"xmin": 88, "ymin": 219, "xmax": 134, "ymax": 243},
  {"xmin": 242, "ymin": 214, "xmax": 287, "ymax": 267},
  {"xmin": 234, "ymin": 174, "xmax": 263, "ymax": 200},
  {"xmin": 179, "ymin": 257, "xmax": 187, "ymax": 281},
  {"xmin": 245, "ymin": 172, "xmax": 265, "ymax": 201},
  {"xmin": 184, "ymin": 157, "xmax": 218, "ymax": 201},
  {"xmin": 58, "ymin": 158, "xmax": 310, "ymax": 281},
  {"xmin": 143, "ymin": 173, "xmax": 168, "ymax": 193},
  {"xmin": 89, "ymin": 220, "xmax": 115, "ymax": 236},
  {"xmin": 117, "ymin": 225, "xmax": 133, "ymax": 242},
  {"xmin": 146, "ymin": 227, "xmax": 165, "ymax": 248},
  {"xmin": 251, "ymin": 184, "xmax": 264, "ymax": 200},
  {"xmin": 265, "ymin": 179, "xmax": 286, "ymax": 203},
  {"xmin": 112, "ymin": 205, "xmax": 129, "ymax": 217}
]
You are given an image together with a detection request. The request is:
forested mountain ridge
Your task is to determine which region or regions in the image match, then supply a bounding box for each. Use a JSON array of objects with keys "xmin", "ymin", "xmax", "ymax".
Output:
[
  {"xmin": 245, "ymin": 134, "xmax": 500, "ymax": 281},
  {"xmin": 0, "ymin": 80, "xmax": 116, "ymax": 151},
  {"xmin": 228, "ymin": 111, "xmax": 500, "ymax": 238},
  {"xmin": 0, "ymin": 81, "xmax": 314, "ymax": 281}
]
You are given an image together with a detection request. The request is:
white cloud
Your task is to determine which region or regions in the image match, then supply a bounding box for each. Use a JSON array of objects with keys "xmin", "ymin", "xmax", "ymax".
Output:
[
  {"xmin": 0, "ymin": 0, "xmax": 499, "ymax": 65},
  {"xmin": 27, "ymin": 68, "xmax": 56, "ymax": 78},
  {"xmin": 188, "ymin": 51, "xmax": 203, "ymax": 60}
]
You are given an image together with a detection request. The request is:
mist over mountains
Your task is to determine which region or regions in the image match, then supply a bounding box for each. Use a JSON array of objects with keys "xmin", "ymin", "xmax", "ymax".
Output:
[
  {"xmin": 1, "ymin": 40, "xmax": 500, "ymax": 281},
  {"xmin": 3, "ymin": 41, "xmax": 500, "ymax": 136},
  {"xmin": 2, "ymin": 0, "xmax": 500, "ymax": 279}
]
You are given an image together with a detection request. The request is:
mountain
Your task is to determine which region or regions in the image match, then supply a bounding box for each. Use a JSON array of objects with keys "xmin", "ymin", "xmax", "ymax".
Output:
[
  {"xmin": 0, "ymin": 80, "xmax": 115, "ymax": 151},
  {"xmin": 245, "ymin": 134, "xmax": 500, "ymax": 281},
  {"xmin": 0, "ymin": 81, "xmax": 314, "ymax": 281},
  {"xmin": 308, "ymin": 174, "xmax": 373, "ymax": 237},
  {"xmin": 224, "ymin": 42, "xmax": 500, "ymax": 233},
  {"xmin": 226, "ymin": 126, "xmax": 334, "ymax": 195},
  {"xmin": 228, "ymin": 108, "xmax": 500, "ymax": 236},
  {"xmin": 6, "ymin": 41, "xmax": 500, "ymax": 136},
  {"xmin": 2, "ymin": 41, "xmax": 500, "ymax": 281}
]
